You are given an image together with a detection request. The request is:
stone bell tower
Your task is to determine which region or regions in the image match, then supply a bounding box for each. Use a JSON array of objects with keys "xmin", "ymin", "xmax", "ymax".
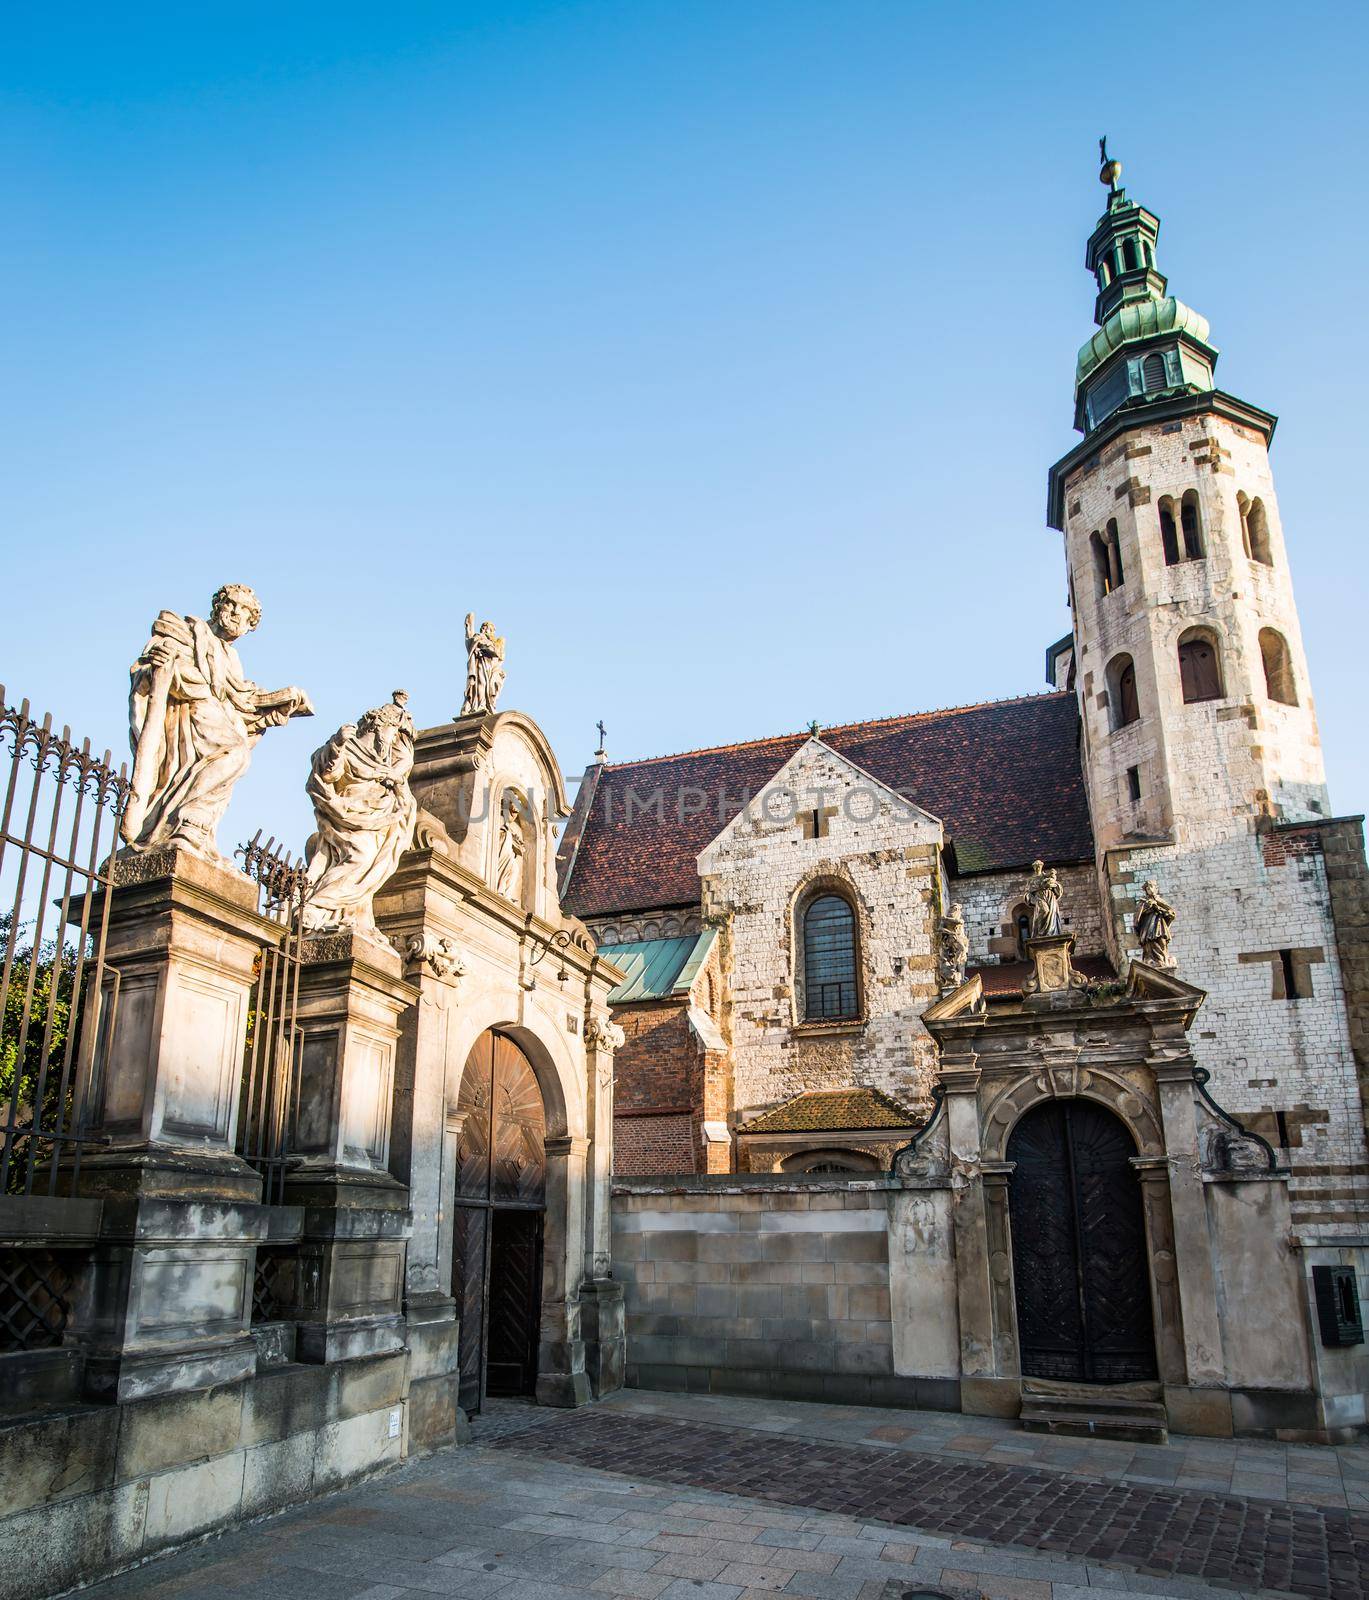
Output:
[{"xmin": 1048, "ymin": 143, "xmax": 1329, "ymax": 861}]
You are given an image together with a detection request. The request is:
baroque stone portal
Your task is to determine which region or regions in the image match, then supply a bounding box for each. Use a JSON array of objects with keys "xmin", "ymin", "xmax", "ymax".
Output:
[
  {"xmin": 462, "ymin": 613, "xmax": 506, "ymax": 715},
  {"xmin": 304, "ymin": 691, "xmax": 417, "ymax": 938},
  {"xmin": 122, "ymin": 583, "xmax": 313, "ymax": 860}
]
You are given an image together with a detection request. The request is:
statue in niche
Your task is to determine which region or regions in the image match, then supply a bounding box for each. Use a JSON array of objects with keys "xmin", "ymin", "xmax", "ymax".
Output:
[
  {"xmin": 1024, "ymin": 859, "xmax": 1064, "ymax": 940},
  {"xmin": 937, "ymin": 902, "xmax": 970, "ymax": 992},
  {"xmin": 303, "ymin": 691, "xmax": 417, "ymax": 939},
  {"xmin": 1134, "ymin": 879, "xmax": 1177, "ymax": 968},
  {"xmin": 122, "ymin": 583, "xmax": 313, "ymax": 861},
  {"xmin": 495, "ymin": 791, "xmax": 528, "ymax": 904},
  {"xmin": 462, "ymin": 614, "xmax": 506, "ymax": 715}
]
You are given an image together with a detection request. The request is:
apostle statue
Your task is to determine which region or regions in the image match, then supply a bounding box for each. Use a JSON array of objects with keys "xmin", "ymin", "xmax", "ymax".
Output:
[
  {"xmin": 461, "ymin": 614, "xmax": 506, "ymax": 715},
  {"xmin": 1024, "ymin": 859, "xmax": 1064, "ymax": 940},
  {"xmin": 303, "ymin": 692, "xmax": 417, "ymax": 939},
  {"xmin": 938, "ymin": 902, "xmax": 970, "ymax": 993},
  {"xmin": 1134, "ymin": 879, "xmax": 1177, "ymax": 968},
  {"xmin": 494, "ymin": 791, "xmax": 528, "ymax": 904},
  {"xmin": 122, "ymin": 583, "xmax": 313, "ymax": 861}
]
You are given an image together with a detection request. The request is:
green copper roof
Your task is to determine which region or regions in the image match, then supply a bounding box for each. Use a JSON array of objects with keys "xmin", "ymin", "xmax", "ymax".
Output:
[
  {"xmin": 599, "ymin": 929, "xmax": 716, "ymax": 1004},
  {"xmin": 1076, "ymin": 296, "xmax": 1214, "ymax": 384}
]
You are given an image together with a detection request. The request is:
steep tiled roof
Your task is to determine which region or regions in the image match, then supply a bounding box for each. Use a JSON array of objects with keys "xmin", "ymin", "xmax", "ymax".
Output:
[
  {"xmin": 563, "ymin": 692, "xmax": 1092, "ymax": 918},
  {"xmin": 740, "ymin": 1086, "xmax": 922, "ymax": 1134}
]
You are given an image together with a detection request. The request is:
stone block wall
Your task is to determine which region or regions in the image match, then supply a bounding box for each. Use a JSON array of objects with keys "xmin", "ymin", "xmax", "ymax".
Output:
[
  {"xmin": 611, "ymin": 1177, "xmax": 955, "ymax": 1410},
  {"xmin": 0, "ymin": 1351, "xmax": 411, "ymax": 1600},
  {"xmin": 953, "ymin": 862, "xmax": 1105, "ymax": 967}
]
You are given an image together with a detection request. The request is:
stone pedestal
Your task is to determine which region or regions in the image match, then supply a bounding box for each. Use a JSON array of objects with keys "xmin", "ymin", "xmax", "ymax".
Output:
[
  {"xmin": 70, "ymin": 848, "xmax": 275, "ymax": 1402},
  {"xmin": 1022, "ymin": 933, "xmax": 1087, "ymax": 1008},
  {"xmin": 278, "ymin": 932, "xmax": 417, "ymax": 1363}
]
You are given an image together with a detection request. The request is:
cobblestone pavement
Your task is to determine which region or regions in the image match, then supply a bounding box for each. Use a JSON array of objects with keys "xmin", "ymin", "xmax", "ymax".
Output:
[{"xmin": 78, "ymin": 1391, "xmax": 1369, "ymax": 1600}]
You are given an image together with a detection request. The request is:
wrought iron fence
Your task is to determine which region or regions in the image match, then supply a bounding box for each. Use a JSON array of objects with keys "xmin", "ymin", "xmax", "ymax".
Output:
[
  {"xmin": 236, "ymin": 831, "xmax": 310, "ymax": 1204},
  {"xmin": 0, "ymin": 685, "xmax": 126, "ymax": 1196},
  {"xmin": 0, "ymin": 1245, "xmax": 78, "ymax": 1352}
]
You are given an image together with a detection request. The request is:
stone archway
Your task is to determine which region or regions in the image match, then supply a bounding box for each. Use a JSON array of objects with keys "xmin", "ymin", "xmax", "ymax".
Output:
[
  {"xmin": 451, "ymin": 1029, "xmax": 547, "ymax": 1414},
  {"xmin": 1006, "ymin": 1099, "xmax": 1157, "ymax": 1384}
]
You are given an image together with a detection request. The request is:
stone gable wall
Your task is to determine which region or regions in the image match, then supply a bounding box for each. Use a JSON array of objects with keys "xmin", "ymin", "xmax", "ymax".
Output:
[{"xmin": 698, "ymin": 741, "xmax": 942, "ymax": 1121}]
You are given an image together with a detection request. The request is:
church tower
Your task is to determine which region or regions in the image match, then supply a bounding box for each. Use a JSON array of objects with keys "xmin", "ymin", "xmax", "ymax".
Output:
[
  {"xmin": 1048, "ymin": 148, "xmax": 1367, "ymax": 1234},
  {"xmin": 1048, "ymin": 144, "xmax": 1329, "ymax": 858}
]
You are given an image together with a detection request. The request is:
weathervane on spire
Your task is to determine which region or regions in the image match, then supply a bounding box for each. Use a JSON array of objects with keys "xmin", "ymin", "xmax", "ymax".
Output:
[{"xmin": 1099, "ymin": 136, "xmax": 1123, "ymax": 194}]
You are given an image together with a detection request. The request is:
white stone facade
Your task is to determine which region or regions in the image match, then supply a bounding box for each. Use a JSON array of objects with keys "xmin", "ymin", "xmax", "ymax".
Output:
[
  {"xmin": 1059, "ymin": 409, "xmax": 1367, "ymax": 1232},
  {"xmin": 696, "ymin": 738, "xmax": 944, "ymax": 1120}
]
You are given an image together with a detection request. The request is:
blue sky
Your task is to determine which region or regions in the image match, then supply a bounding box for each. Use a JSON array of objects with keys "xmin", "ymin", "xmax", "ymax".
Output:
[{"xmin": 4, "ymin": 1, "xmax": 1366, "ymax": 853}]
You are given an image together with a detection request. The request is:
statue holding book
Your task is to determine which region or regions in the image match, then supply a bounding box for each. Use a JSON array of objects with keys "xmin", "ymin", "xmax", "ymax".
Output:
[{"xmin": 121, "ymin": 583, "xmax": 314, "ymax": 862}]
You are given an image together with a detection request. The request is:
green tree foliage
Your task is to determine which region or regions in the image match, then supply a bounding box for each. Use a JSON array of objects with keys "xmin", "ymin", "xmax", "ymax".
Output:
[{"xmin": 0, "ymin": 911, "xmax": 82, "ymax": 1191}]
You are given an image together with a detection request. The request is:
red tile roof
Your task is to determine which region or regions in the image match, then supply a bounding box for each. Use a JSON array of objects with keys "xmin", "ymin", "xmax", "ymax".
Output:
[
  {"xmin": 562, "ymin": 692, "xmax": 1092, "ymax": 918},
  {"xmin": 740, "ymin": 1086, "xmax": 922, "ymax": 1134}
]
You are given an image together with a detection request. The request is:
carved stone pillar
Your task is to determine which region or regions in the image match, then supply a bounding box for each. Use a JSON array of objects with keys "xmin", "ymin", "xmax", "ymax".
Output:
[
  {"xmin": 71, "ymin": 849, "xmax": 273, "ymax": 1401},
  {"xmin": 1133, "ymin": 1156, "xmax": 1189, "ymax": 1387},
  {"xmin": 537, "ymin": 1133, "xmax": 591, "ymax": 1407},
  {"xmin": 278, "ymin": 932, "xmax": 415, "ymax": 1364},
  {"xmin": 1149, "ymin": 1051, "xmax": 1226, "ymax": 1391},
  {"xmin": 981, "ymin": 1164, "xmax": 1019, "ymax": 1377},
  {"xmin": 582, "ymin": 1017, "xmax": 621, "ymax": 1281}
]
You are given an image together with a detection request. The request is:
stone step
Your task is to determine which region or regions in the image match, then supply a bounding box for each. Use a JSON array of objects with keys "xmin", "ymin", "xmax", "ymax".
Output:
[{"xmin": 1020, "ymin": 1397, "xmax": 1169, "ymax": 1444}]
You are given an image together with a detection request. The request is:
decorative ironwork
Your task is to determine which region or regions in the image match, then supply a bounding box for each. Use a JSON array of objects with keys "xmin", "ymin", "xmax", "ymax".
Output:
[
  {"xmin": 251, "ymin": 1245, "xmax": 297, "ymax": 1323},
  {"xmin": 1, "ymin": 685, "xmax": 125, "ymax": 1195},
  {"xmin": 0, "ymin": 1246, "xmax": 77, "ymax": 1351},
  {"xmin": 1008, "ymin": 1100, "xmax": 1157, "ymax": 1384},
  {"xmin": 1193, "ymin": 1066, "xmax": 1279, "ymax": 1172},
  {"xmin": 235, "ymin": 831, "xmax": 310, "ymax": 1204}
]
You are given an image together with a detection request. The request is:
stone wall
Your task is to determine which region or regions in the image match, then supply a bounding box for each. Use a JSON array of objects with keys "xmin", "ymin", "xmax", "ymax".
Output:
[
  {"xmin": 953, "ymin": 862, "xmax": 1105, "ymax": 967},
  {"xmin": 697, "ymin": 739, "xmax": 943, "ymax": 1121},
  {"xmin": 611, "ymin": 1177, "xmax": 957, "ymax": 1410},
  {"xmin": 0, "ymin": 1351, "xmax": 409, "ymax": 1600}
]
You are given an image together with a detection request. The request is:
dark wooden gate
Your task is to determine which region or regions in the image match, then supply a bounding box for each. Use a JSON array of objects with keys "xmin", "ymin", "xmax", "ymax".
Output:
[
  {"xmin": 452, "ymin": 1030, "xmax": 546, "ymax": 1413},
  {"xmin": 1007, "ymin": 1100, "xmax": 1157, "ymax": 1384}
]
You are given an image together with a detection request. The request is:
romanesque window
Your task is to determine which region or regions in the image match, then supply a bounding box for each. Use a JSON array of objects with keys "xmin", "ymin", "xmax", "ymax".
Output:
[
  {"xmin": 1141, "ymin": 351, "xmax": 1166, "ymax": 392},
  {"xmin": 1247, "ymin": 497, "xmax": 1273, "ymax": 565},
  {"xmin": 1090, "ymin": 531, "xmax": 1113, "ymax": 598},
  {"xmin": 1260, "ymin": 628, "xmax": 1297, "ymax": 705},
  {"xmin": 802, "ymin": 892, "xmax": 859, "ymax": 1022},
  {"xmin": 1181, "ymin": 491, "xmax": 1204, "ymax": 559},
  {"xmin": 1158, "ymin": 498, "xmax": 1181, "ymax": 566},
  {"xmin": 1178, "ymin": 627, "xmax": 1223, "ymax": 704},
  {"xmin": 1106, "ymin": 653, "xmax": 1140, "ymax": 729}
]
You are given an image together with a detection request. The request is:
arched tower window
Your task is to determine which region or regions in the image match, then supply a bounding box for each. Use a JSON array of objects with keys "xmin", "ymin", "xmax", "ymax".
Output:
[
  {"xmin": 1106, "ymin": 517, "xmax": 1124, "ymax": 588},
  {"xmin": 1247, "ymin": 498, "xmax": 1273, "ymax": 565},
  {"xmin": 1090, "ymin": 531, "xmax": 1113, "ymax": 598},
  {"xmin": 1141, "ymin": 351, "xmax": 1166, "ymax": 392},
  {"xmin": 1181, "ymin": 491, "xmax": 1204, "ymax": 559},
  {"xmin": 1122, "ymin": 238, "xmax": 1139, "ymax": 271},
  {"xmin": 1237, "ymin": 492, "xmax": 1253, "ymax": 559},
  {"xmin": 801, "ymin": 892, "xmax": 859, "ymax": 1022},
  {"xmin": 1158, "ymin": 498, "xmax": 1180, "ymax": 566},
  {"xmin": 1178, "ymin": 627, "xmax": 1224, "ymax": 704},
  {"xmin": 1260, "ymin": 628, "xmax": 1298, "ymax": 705},
  {"xmin": 1107, "ymin": 653, "xmax": 1140, "ymax": 729}
]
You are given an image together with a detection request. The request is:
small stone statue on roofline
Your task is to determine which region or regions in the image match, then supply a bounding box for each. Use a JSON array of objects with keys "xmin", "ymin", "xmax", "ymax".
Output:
[
  {"xmin": 938, "ymin": 902, "xmax": 970, "ymax": 993},
  {"xmin": 122, "ymin": 583, "xmax": 314, "ymax": 864},
  {"xmin": 303, "ymin": 691, "xmax": 417, "ymax": 942},
  {"xmin": 1134, "ymin": 879, "xmax": 1177, "ymax": 969},
  {"xmin": 462, "ymin": 614, "xmax": 506, "ymax": 715},
  {"xmin": 1024, "ymin": 859, "xmax": 1064, "ymax": 940}
]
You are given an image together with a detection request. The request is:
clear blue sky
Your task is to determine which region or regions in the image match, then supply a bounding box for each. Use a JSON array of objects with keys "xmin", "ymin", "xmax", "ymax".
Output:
[{"xmin": 4, "ymin": 1, "xmax": 1366, "ymax": 854}]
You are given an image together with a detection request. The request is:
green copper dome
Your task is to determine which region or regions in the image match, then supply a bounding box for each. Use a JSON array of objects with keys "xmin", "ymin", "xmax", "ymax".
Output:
[{"xmin": 1076, "ymin": 296, "xmax": 1215, "ymax": 384}]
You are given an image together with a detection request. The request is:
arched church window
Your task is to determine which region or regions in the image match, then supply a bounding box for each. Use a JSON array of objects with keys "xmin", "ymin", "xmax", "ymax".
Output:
[
  {"xmin": 1107, "ymin": 654, "xmax": 1140, "ymax": 729},
  {"xmin": 1260, "ymin": 628, "xmax": 1298, "ymax": 705},
  {"xmin": 1178, "ymin": 628, "xmax": 1223, "ymax": 704},
  {"xmin": 1158, "ymin": 498, "xmax": 1181, "ymax": 566},
  {"xmin": 1090, "ymin": 531, "xmax": 1113, "ymax": 598},
  {"xmin": 1247, "ymin": 498, "xmax": 1273, "ymax": 565},
  {"xmin": 1142, "ymin": 351, "xmax": 1166, "ymax": 392},
  {"xmin": 1181, "ymin": 491, "xmax": 1204, "ymax": 559},
  {"xmin": 1238, "ymin": 492, "xmax": 1253, "ymax": 559},
  {"xmin": 802, "ymin": 892, "xmax": 859, "ymax": 1022},
  {"xmin": 1123, "ymin": 238, "xmax": 1140, "ymax": 271}
]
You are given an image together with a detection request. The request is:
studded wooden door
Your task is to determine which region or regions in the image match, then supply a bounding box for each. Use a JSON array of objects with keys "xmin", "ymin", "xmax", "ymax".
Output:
[
  {"xmin": 1007, "ymin": 1100, "xmax": 1157, "ymax": 1384},
  {"xmin": 451, "ymin": 1031, "xmax": 546, "ymax": 1413}
]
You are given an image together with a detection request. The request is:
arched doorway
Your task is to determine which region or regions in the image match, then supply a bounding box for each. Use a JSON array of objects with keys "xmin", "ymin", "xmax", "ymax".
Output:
[
  {"xmin": 452, "ymin": 1030, "xmax": 546, "ymax": 1414},
  {"xmin": 1007, "ymin": 1100, "xmax": 1157, "ymax": 1384}
]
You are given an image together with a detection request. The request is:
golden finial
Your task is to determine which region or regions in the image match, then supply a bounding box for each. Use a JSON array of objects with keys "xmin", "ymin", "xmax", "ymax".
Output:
[{"xmin": 1099, "ymin": 136, "xmax": 1123, "ymax": 192}]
